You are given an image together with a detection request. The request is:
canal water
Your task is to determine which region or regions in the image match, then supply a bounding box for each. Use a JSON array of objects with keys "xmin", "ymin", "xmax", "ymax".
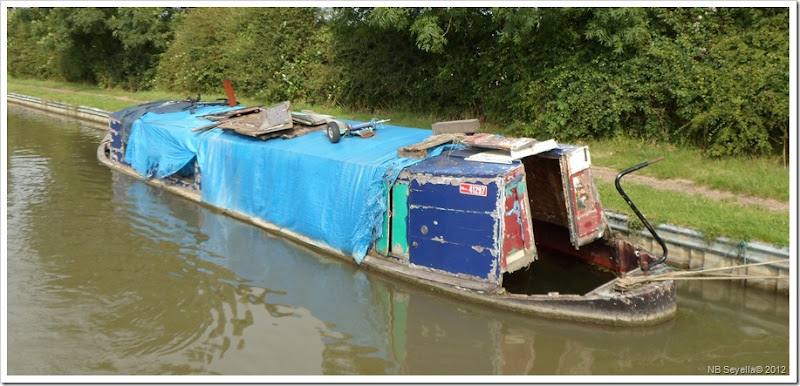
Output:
[{"xmin": 5, "ymin": 106, "xmax": 791, "ymax": 377}]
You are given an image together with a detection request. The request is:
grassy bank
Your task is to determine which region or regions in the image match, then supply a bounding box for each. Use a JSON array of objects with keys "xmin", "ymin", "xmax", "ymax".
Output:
[
  {"xmin": 596, "ymin": 181, "xmax": 788, "ymax": 246},
  {"xmin": 582, "ymin": 136, "xmax": 790, "ymax": 202},
  {"xmin": 7, "ymin": 77, "xmax": 790, "ymax": 246}
]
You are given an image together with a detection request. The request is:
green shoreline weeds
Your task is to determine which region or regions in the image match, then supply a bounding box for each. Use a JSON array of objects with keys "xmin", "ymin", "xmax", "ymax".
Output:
[{"xmin": 7, "ymin": 77, "xmax": 790, "ymax": 247}]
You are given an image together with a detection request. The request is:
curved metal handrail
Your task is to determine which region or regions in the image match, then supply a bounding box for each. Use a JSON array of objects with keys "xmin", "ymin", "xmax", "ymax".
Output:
[{"xmin": 614, "ymin": 156, "xmax": 668, "ymax": 271}]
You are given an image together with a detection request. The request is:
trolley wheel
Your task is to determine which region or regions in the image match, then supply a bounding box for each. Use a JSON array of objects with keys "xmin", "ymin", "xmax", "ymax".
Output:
[{"xmin": 326, "ymin": 121, "xmax": 341, "ymax": 143}]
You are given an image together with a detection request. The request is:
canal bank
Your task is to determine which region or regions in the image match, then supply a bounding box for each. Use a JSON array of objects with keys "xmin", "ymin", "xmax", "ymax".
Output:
[{"xmin": 7, "ymin": 92, "xmax": 791, "ymax": 294}]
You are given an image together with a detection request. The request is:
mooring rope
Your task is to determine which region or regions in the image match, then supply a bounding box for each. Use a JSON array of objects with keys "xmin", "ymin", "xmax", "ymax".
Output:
[{"xmin": 616, "ymin": 258, "xmax": 790, "ymax": 290}]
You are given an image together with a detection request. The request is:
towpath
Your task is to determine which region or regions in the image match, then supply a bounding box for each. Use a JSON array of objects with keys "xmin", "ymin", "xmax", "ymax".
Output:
[
  {"xmin": 592, "ymin": 166, "xmax": 789, "ymax": 212},
  {"xmin": 34, "ymin": 86, "xmax": 148, "ymax": 103}
]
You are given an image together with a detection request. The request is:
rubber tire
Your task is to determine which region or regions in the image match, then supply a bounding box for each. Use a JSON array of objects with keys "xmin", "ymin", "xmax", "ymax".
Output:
[{"xmin": 327, "ymin": 121, "xmax": 341, "ymax": 143}]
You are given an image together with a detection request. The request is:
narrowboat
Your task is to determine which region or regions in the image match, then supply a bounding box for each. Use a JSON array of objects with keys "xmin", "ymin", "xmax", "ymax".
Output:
[{"xmin": 97, "ymin": 95, "xmax": 676, "ymax": 326}]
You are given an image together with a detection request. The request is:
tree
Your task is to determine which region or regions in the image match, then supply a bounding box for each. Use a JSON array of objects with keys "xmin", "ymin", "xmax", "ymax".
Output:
[{"xmin": 7, "ymin": 7, "xmax": 183, "ymax": 90}]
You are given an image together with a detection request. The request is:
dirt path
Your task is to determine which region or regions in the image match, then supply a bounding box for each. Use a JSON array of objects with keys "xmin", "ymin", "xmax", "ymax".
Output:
[{"xmin": 592, "ymin": 166, "xmax": 789, "ymax": 212}]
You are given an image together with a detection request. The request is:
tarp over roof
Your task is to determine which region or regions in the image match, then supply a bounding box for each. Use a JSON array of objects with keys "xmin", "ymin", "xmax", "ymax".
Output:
[{"xmin": 124, "ymin": 105, "xmax": 442, "ymax": 263}]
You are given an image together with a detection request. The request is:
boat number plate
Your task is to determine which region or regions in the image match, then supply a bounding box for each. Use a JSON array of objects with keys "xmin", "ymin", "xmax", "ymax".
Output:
[{"xmin": 459, "ymin": 183, "xmax": 487, "ymax": 197}]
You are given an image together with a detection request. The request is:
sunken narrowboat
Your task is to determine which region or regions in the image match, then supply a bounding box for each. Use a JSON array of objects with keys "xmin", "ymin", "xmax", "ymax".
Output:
[{"xmin": 97, "ymin": 93, "xmax": 676, "ymax": 326}]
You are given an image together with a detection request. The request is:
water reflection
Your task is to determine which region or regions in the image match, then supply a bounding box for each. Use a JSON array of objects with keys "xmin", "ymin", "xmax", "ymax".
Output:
[
  {"xmin": 108, "ymin": 172, "xmax": 401, "ymax": 374},
  {"xmin": 6, "ymin": 106, "xmax": 790, "ymax": 376},
  {"xmin": 110, "ymin": 172, "xmax": 789, "ymax": 375}
]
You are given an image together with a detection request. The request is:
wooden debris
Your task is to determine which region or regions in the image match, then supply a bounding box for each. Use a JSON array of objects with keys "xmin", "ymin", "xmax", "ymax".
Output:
[
  {"xmin": 200, "ymin": 106, "xmax": 263, "ymax": 121},
  {"xmin": 257, "ymin": 123, "xmax": 327, "ymax": 140},
  {"xmin": 192, "ymin": 106, "xmax": 264, "ymax": 133},
  {"xmin": 432, "ymin": 119, "xmax": 480, "ymax": 135},
  {"xmin": 398, "ymin": 133, "xmax": 466, "ymax": 159},
  {"xmin": 219, "ymin": 101, "xmax": 293, "ymax": 137},
  {"xmin": 192, "ymin": 103, "xmax": 330, "ymax": 140},
  {"xmin": 191, "ymin": 121, "xmax": 224, "ymax": 133},
  {"xmin": 461, "ymin": 132, "xmax": 537, "ymax": 151},
  {"xmin": 292, "ymin": 110, "xmax": 332, "ymax": 126}
]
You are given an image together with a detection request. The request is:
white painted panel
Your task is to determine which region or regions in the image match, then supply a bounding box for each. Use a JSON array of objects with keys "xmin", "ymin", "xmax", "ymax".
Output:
[{"xmin": 568, "ymin": 146, "xmax": 592, "ymax": 174}]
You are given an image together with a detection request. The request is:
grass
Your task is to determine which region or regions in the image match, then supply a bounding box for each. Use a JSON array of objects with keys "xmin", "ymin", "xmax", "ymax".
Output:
[
  {"xmin": 580, "ymin": 136, "xmax": 790, "ymax": 202},
  {"xmin": 597, "ymin": 179, "xmax": 789, "ymax": 246},
  {"xmin": 7, "ymin": 76, "xmax": 790, "ymax": 246}
]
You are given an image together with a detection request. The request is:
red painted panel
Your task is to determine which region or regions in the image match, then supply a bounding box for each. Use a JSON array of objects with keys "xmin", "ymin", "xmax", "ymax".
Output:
[
  {"xmin": 502, "ymin": 183, "xmax": 526, "ymax": 269},
  {"xmin": 568, "ymin": 169, "xmax": 604, "ymax": 239}
]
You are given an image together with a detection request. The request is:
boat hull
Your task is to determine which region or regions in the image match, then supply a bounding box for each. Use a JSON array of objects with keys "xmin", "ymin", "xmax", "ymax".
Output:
[{"xmin": 98, "ymin": 134, "xmax": 676, "ymax": 326}]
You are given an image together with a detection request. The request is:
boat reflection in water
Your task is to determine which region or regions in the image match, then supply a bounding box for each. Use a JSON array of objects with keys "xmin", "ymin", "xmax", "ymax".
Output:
[{"xmin": 109, "ymin": 172, "xmax": 789, "ymax": 375}]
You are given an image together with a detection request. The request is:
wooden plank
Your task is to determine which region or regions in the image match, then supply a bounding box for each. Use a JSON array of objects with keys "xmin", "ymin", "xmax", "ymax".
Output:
[
  {"xmin": 199, "ymin": 106, "xmax": 262, "ymax": 121},
  {"xmin": 461, "ymin": 132, "xmax": 536, "ymax": 151},
  {"xmin": 397, "ymin": 133, "xmax": 466, "ymax": 159},
  {"xmin": 193, "ymin": 106, "xmax": 263, "ymax": 133},
  {"xmin": 254, "ymin": 123, "xmax": 326, "ymax": 140},
  {"xmin": 432, "ymin": 119, "xmax": 479, "ymax": 135},
  {"xmin": 292, "ymin": 110, "xmax": 332, "ymax": 126}
]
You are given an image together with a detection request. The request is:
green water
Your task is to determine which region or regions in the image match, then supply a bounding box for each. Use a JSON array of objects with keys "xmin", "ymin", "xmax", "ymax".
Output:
[{"xmin": 4, "ymin": 106, "xmax": 791, "ymax": 377}]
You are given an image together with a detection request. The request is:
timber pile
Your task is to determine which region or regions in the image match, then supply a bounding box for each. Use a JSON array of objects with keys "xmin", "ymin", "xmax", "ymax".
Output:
[
  {"xmin": 218, "ymin": 101, "xmax": 293, "ymax": 137},
  {"xmin": 193, "ymin": 103, "xmax": 329, "ymax": 140}
]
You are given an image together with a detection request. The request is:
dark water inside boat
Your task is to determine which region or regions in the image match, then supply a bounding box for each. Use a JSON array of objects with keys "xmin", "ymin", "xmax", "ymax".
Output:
[
  {"xmin": 5, "ymin": 106, "xmax": 791, "ymax": 376},
  {"xmin": 503, "ymin": 249, "xmax": 617, "ymax": 295}
]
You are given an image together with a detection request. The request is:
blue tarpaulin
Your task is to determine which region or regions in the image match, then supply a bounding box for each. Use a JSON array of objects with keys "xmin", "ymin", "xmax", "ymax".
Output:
[
  {"xmin": 124, "ymin": 105, "xmax": 240, "ymax": 179},
  {"xmin": 123, "ymin": 105, "xmax": 441, "ymax": 263}
]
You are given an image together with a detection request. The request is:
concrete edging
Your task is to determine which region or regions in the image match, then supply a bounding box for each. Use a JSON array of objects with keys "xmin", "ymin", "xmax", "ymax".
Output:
[
  {"xmin": 606, "ymin": 212, "xmax": 789, "ymax": 294},
  {"xmin": 8, "ymin": 92, "xmax": 791, "ymax": 294},
  {"xmin": 8, "ymin": 92, "xmax": 111, "ymax": 125}
]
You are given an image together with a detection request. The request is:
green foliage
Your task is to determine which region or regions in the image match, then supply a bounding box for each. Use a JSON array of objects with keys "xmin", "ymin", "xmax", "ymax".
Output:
[
  {"xmin": 7, "ymin": 8, "xmax": 61, "ymax": 80},
  {"xmin": 596, "ymin": 180, "xmax": 789, "ymax": 247},
  {"xmin": 328, "ymin": 7, "xmax": 788, "ymax": 157},
  {"xmin": 7, "ymin": 7, "xmax": 790, "ymax": 156},
  {"xmin": 7, "ymin": 7, "xmax": 182, "ymax": 90},
  {"xmin": 155, "ymin": 7, "xmax": 331, "ymax": 104}
]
